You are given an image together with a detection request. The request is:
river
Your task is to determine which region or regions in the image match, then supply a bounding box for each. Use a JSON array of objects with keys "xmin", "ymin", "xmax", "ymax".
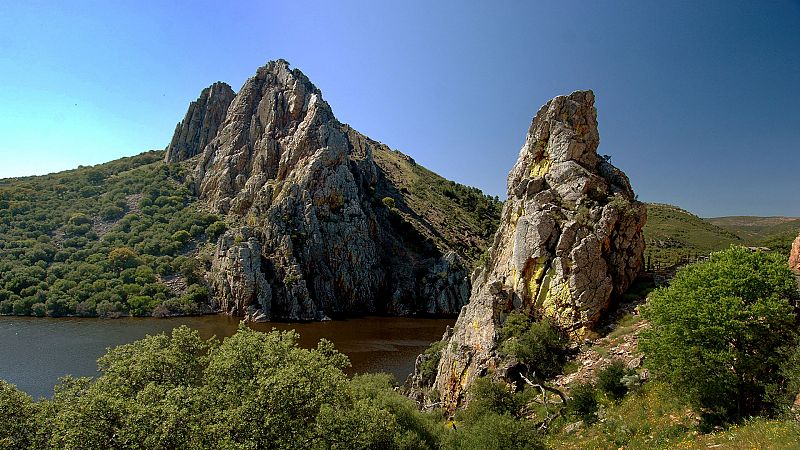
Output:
[{"xmin": 0, "ymin": 315, "xmax": 453, "ymax": 398}]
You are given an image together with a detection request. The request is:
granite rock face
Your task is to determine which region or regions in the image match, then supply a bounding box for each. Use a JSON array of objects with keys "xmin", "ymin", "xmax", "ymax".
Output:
[
  {"xmin": 168, "ymin": 60, "xmax": 471, "ymax": 320},
  {"xmin": 790, "ymin": 233, "xmax": 800, "ymax": 273},
  {"xmin": 431, "ymin": 91, "xmax": 646, "ymax": 411},
  {"xmin": 165, "ymin": 82, "xmax": 235, "ymax": 163}
]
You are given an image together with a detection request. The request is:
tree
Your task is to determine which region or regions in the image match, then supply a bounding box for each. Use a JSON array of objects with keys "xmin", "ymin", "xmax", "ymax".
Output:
[
  {"xmin": 0, "ymin": 381, "xmax": 37, "ymax": 449},
  {"xmin": 28, "ymin": 325, "xmax": 422, "ymax": 449},
  {"xmin": 108, "ymin": 247, "xmax": 140, "ymax": 270},
  {"xmin": 640, "ymin": 247, "xmax": 799, "ymax": 423}
]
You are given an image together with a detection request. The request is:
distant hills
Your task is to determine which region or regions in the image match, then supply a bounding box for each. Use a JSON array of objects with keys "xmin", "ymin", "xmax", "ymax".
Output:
[{"xmin": 643, "ymin": 203, "xmax": 799, "ymax": 266}]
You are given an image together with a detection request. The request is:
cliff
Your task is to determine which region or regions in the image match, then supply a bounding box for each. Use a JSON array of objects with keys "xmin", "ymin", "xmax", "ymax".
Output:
[
  {"xmin": 430, "ymin": 90, "xmax": 646, "ymax": 410},
  {"xmin": 165, "ymin": 82, "xmax": 235, "ymax": 163},
  {"xmin": 166, "ymin": 60, "xmax": 500, "ymax": 321}
]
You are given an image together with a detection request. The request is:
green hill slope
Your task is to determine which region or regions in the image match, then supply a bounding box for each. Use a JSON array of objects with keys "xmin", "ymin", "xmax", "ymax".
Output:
[
  {"xmin": 707, "ymin": 216, "xmax": 800, "ymax": 255},
  {"xmin": 643, "ymin": 203, "xmax": 742, "ymax": 267}
]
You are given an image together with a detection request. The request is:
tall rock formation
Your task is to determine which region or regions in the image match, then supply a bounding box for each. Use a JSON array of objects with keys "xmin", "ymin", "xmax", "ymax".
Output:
[
  {"xmin": 790, "ymin": 232, "xmax": 800, "ymax": 274},
  {"xmin": 167, "ymin": 60, "xmax": 478, "ymax": 321},
  {"xmin": 165, "ymin": 82, "xmax": 235, "ymax": 163},
  {"xmin": 431, "ymin": 91, "xmax": 646, "ymax": 410}
]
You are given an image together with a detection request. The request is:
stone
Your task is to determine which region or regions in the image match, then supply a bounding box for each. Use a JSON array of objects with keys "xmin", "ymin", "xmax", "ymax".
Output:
[
  {"xmin": 175, "ymin": 60, "xmax": 474, "ymax": 320},
  {"xmin": 790, "ymin": 233, "xmax": 800, "ymax": 273},
  {"xmin": 429, "ymin": 91, "xmax": 646, "ymax": 411},
  {"xmin": 165, "ymin": 82, "xmax": 235, "ymax": 163}
]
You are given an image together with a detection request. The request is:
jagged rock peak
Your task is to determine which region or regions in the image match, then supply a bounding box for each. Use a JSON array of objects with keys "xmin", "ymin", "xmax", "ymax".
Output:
[
  {"xmin": 191, "ymin": 60, "xmax": 471, "ymax": 322},
  {"xmin": 164, "ymin": 81, "xmax": 235, "ymax": 163},
  {"xmin": 430, "ymin": 90, "xmax": 646, "ymax": 411},
  {"xmin": 197, "ymin": 59, "xmax": 335, "ymax": 213}
]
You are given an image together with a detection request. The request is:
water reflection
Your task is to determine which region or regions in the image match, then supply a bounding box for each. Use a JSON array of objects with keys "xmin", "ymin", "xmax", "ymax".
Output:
[{"xmin": 0, "ymin": 315, "xmax": 453, "ymax": 398}]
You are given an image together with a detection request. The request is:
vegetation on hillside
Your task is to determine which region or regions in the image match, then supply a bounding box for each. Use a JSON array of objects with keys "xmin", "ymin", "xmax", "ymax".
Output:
[
  {"xmin": 708, "ymin": 216, "xmax": 800, "ymax": 255},
  {"xmin": 643, "ymin": 203, "xmax": 741, "ymax": 267},
  {"xmin": 0, "ymin": 148, "xmax": 502, "ymax": 318},
  {"xmin": 548, "ymin": 247, "xmax": 800, "ymax": 448},
  {"xmin": 641, "ymin": 247, "xmax": 800, "ymax": 424},
  {"xmin": 0, "ymin": 151, "xmax": 223, "ymax": 318},
  {"xmin": 0, "ymin": 325, "xmax": 546, "ymax": 450},
  {"xmin": 373, "ymin": 148, "xmax": 502, "ymax": 266}
]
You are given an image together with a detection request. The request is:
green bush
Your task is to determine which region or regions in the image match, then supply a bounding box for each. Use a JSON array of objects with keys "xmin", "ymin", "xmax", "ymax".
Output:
[
  {"xmin": 14, "ymin": 326, "xmax": 444, "ymax": 449},
  {"xmin": 206, "ymin": 221, "xmax": 227, "ymax": 240},
  {"xmin": 640, "ymin": 246, "xmax": 799, "ymax": 423},
  {"xmin": 497, "ymin": 313, "xmax": 568, "ymax": 379},
  {"xmin": 568, "ymin": 382, "xmax": 599, "ymax": 424},
  {"xmin": 418, "ymin": 340, "xmax": 445, "ymax": 382},
  {"xmin": 445, "ymin": 412, "xmax": 544, "ymax": 450},
  {"xmin": 171, "ymin": 230, "xmax": 191, "ymax": 244},
  {"xmin": 597, "ymin": 360, "xmax": 632, "ymax": 401},
  {"xmin": 382, "ymin": 196, "xmax": 396, "ymax": 208},
  {"xmin": 0, "ymin": 381, "xmax": 36, "ymax": 449},
  {"xmin": 31, "ymin": 302, "xmax": 46, "ymax": 317}
]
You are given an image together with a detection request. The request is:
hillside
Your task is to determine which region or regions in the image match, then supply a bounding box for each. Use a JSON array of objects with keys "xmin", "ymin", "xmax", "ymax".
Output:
[
  {"xmin": 642, "ymin": 203, "xmax": 742, "ymax": 267},
  {"xmin": 707, "ymin": 216, "xmax": 800, "ymax": 255},
  {"xmin": 164, "ymin": 61, "xmax": 504, "ymax": 321},
  {"xmin": 0, "ymin": 146, "xmax": 499, "ymax": 319}
]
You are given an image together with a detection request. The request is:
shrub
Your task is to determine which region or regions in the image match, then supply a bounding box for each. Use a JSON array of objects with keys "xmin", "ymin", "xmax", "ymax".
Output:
[
  {"xmin": 100, "ymin": 205, "xmax": 124, "ymax": 221},
  {"xmin": 382, "ymin": 196, "xmax": 396, "ymax": 209},
  {"xmin": 640, "ymin": 246, "xmax": 799, "ymax": 423},
  {"xmin": 497, "ymin": 313, "xmax": 568, "ymax": 379},
  {"xmin": 31, "ymin": 302, "xmax": 46, "ymax": 317},
  {"xmin": 568, "ymin": 382, "xmax": 598, "ymax": 424},
  {"xmin": 171, "ymin": 230, "xmax": 191, "ymax": 244},
  {"xmin": 0, "ymin": 381, "xmax": 36, "ymax": 449},
  {"xmin": 445, "ymin": 412, "xmax": 545, "ymax": 450},
  {"xmin": 206, "ymin": 221, "xmax": 227, "ymax": 240},
  {"xmin": 597, "ymin": 360, "xmax": 632, "ymax": 401},
  {"xmin": 418, "ymin": 340, "xmax": 445, "ymax": 382},
  {"xmin": 108, "ymin": 247, "xmax": 140, "ymax": 270}
]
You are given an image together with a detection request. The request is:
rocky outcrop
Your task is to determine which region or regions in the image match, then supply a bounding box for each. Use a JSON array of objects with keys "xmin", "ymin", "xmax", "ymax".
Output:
[
  {"xmin": 430, "ymin": 91, "xmax": 646, "ymax": 411},
  {"xmin": 167, "ymin": 60, "xmax": 475, "ymax": 320},
  {"xmin": 790, "ymin": 233, "xmax": 800, "ymax": 273},
  {"xmin": 165, "ymin": 82, "xmax": 235, "ymax": 163}
]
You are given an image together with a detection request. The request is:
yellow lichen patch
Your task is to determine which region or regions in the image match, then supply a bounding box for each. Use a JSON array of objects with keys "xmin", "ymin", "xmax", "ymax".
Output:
[
  {"xmin": 508, "ymin": 266, "xmax": 519, "ymax": 289},
  {"xmin": 535, "ymin": 266, "xmax": 556, "ymax": 308},
  {"xmin": 529, "ymin": 156, "xmax": 552, "ymax": 177},
  {"xmin": 541, "ymin": 279, "xmax": 572, "ymax": 320},
  {"xmin": 510, "ymin": 204, "xmax": 525, "ymax": 227},
  {"xmin": 523, "ymin": 258, "xmax": 548, "ymax": 301}
]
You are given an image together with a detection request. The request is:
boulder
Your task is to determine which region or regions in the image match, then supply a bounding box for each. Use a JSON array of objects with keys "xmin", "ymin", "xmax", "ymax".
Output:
[{"xmin": 790, "ymin": 233, "xmax": 800, "ymax": 273}]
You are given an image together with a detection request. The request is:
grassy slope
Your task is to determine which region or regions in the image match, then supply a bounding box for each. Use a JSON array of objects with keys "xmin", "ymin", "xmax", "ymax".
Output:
[
  {"xmin": 549, "ymin": 381, "xmax": 800, "ymax": 449},
  {"xmin": 372, "ymin": 147, "xmax": 501, "ymax": 266},
  {"xmin": 708, "ymin": 216, "xmax": 800, "ymax": 255},
  {"xmin": 643, "ymin": 203, "xmax": 742, "ymax": 266}
]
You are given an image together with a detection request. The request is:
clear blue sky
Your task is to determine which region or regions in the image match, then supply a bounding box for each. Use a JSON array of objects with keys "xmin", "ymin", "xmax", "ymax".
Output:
[{"xmin": 1, "ymin": 1, "xmax": 798, "ymax": 217}]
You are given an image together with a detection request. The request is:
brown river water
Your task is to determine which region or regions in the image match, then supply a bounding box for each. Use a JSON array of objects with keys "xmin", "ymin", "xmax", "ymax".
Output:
[{"xmin": 0, "ymin": 315, "xmax": 454, "ymax": 398}]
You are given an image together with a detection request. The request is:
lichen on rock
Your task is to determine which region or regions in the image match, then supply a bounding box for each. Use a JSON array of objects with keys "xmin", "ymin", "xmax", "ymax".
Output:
[{"xmin": 429, "ymin": 90, "xmax": 646, "ymax": 411}]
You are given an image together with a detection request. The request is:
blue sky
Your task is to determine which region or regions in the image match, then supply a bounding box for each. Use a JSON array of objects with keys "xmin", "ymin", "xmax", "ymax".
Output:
[{"xmin": 1, "ymin": 1, "xmax": 798, "ymax": 217}]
